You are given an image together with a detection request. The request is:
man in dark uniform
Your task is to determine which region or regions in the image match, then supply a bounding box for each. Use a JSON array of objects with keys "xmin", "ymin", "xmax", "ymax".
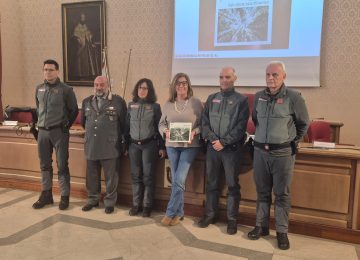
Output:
[
  {"xmin": 33, "ymin": 59, "xmax": 78, "ymax": 210},
  {"xmin": 81, "ymin": 76, "xmax": 127, "ymax": 214},
  {"xmin": 247, "ymin": 61, "xmax": 309, "ymax": 250},
  {"xmin": 199, "ymin": 67, "xmax": 249, "ymax": 235}
]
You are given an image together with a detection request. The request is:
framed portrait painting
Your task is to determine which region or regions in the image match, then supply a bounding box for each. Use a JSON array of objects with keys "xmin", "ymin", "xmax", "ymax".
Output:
[{"xmin": 62, "ymin": 1, "xmax": 106, "ymax": 86}]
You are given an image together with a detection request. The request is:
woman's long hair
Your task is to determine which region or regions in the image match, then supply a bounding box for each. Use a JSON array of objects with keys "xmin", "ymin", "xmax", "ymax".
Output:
[{"xmin": 132, "ymin": 78, "xmax": 157, "ymax": 103}]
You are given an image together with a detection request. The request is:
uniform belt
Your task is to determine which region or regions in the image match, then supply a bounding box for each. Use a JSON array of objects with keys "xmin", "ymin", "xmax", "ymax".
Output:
[
  {"xmin": 131, "ymin": 137, "xmax": 154, "ymax": 145},
  {"xmin": 38, "ymin": 125, "xmax": 62, "ymax": 131},
  {"xmin": 253, "ymin": 141, "xmax": 291, "ymax": 151}
]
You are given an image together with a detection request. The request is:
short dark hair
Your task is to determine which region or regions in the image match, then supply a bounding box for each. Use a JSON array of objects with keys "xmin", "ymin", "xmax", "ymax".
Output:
[
  {"xmin": 43, "ymin": 59, "xmax": 59, "ymax": 70},
  {"xmin": 132, "ymin": 78, "xmax": 157, "ymax": 103}
]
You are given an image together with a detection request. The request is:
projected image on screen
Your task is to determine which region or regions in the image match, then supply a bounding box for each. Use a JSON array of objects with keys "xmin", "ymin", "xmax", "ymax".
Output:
[
  {"xmin": 199, "ymin": 0, "xmax": 288, "ymax": 51},
  {"xmin": 173, "ymin": 0, "xmax": 324, "ymax": 86},
  {"xmin": 215, "ymin": 3, "xmax": 271, "ymax": 46}
]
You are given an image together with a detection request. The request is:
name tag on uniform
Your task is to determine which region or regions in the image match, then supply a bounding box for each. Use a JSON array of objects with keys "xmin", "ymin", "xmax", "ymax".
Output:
[
  {"xmin": 258, "ymin": 97, "xmax": 268, "ymax": 102},
  {"xmin": 145, "ymin": 105, "xmax": 152, "ymax": 110},
  {"xmin": 130, "ymin": 104, "xmax": 139, "ymax": 108},
  {"xmin": 38, "ymin": 89, "xmax": 45, "ymax": 92},
  {"xmin": 277, "ymin": 98, "xmax": 283, "ymax": 104},
  {"xmin": 212, "ymin": 99, "xmax": 221, "ymax": 103},
  {"xmin": 108, "ymin": 106, "xmax": 114, "ymax": 110},
  {"xmin": 228, "ymin": 100, "xmax": 233, "ymax": 105}
]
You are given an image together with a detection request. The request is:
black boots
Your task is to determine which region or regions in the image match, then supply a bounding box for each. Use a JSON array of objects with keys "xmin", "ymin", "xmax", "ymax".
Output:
[
  {"xmin": 32, "ymin": 191, "xmax": 69, "ymax": 210},
  {"xmin": 105, "ymin": 206, "xmax": 114, "ymax": 214},
  {"xmin": 32, "ymin": 190, "xmax": 54, "ymax": 209},
  {"xmin": 277, "ymin": 232, "xmax": 290, "ymax": 250},
  {"xmin": 142, "ymin": 207, "xmax": 152, "ymax": 217},
  {"xmin": 129, "ymin": 206, "xmax": 142, "ymax": 216},
  {"xmin": 59, "ymin": 196, "xmax": 69, "ymax": 210},
  {"xmin": 82, "ymin": 202, "xmax": 99, "ymax": 211},
  {"xmin": 128, "ymin": 206, "xmax": 152, "ymax": 217},
  {"xmin": 227, "ymin": 220, "xmax": 238, "ymax": 235},
  {"xmin": 247, "ymin": 226, "xmax": 270, "ymax": 240},
  {"xmin": 198, "ymin": 216, "xmax": 217, "ymax": 228},
  {"xmin": 247, "ymin": 227, "xmax": 290, "ymax": 250}
]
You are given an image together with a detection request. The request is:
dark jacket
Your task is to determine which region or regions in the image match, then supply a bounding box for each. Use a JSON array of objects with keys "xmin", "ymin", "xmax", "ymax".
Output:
[
  {"xmin": 252, "ymin": 85, "xmax": 309, "ymax": 144},
  {"xmin": 35, "ymin": 78, "xmax": 78, "ymax": 129},
  {"xmin": 81, "ymin": 94, "xmax": 127, "ymax": 160},
  {"xmin": 202, "ymin": 88, "xmax": 249, "ymax": 146},
  {"xmin": 125, "ymin": 101, "xmax": 165, "ymax": 148}
]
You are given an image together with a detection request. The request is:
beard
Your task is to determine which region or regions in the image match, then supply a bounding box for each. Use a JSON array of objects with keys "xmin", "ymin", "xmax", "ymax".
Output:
[{"xmin": 95, "ymin": 91, "xmax": 106, "ymax": 97}]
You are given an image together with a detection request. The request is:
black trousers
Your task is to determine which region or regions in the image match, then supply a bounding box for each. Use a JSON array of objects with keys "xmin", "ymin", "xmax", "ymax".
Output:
[
  {"xmin": 128, "ymin": 140, "xmax": 158, "ymax": 208},
  {"xmin": 204, "ymin": 144, "xmax": 242, "ymax": 221}
]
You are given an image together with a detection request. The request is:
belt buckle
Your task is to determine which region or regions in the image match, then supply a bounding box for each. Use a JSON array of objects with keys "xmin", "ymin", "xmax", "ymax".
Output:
[{"xmin": 264, "ymin": 144, "xmax": 269, "ymax": 150}]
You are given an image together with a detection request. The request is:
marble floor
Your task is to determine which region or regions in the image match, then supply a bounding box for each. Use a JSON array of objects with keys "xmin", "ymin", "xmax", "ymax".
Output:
[{"xmin": 0, "ymin": 188, "xmax": 359, "ymax": 260}]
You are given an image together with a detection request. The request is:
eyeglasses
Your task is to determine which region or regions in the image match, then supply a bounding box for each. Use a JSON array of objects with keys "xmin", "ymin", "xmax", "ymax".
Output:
[
  {"xmin": 176, "ymin": 81, "xmax": 188, "ymax": 87},
  {"xmin": 139, "ymin": 86, "xmax": 148, "ymax": 90}
]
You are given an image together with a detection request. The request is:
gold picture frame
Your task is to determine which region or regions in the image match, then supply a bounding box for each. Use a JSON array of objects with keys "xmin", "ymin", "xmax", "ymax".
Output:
[{"xmin": 62, "ymin": 1, "xmax": 106, "ymax": 86}]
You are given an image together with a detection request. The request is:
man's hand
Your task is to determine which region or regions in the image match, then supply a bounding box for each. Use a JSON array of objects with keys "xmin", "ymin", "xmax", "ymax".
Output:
[
  {"xmin": 159, "ymin": 149, "xmax": 166, "ymax": 158},
  {"xmin": 212, "ymin": 140, "xmax": 224, "ymax": 151}
]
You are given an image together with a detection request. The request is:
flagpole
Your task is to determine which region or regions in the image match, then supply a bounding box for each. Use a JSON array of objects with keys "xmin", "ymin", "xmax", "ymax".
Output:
[
  {"xmin": 101, "ymin": 47, "xmax": 112, "ymax": 100},
  {"xmin": 123, "ymin": 48, "xmax": 132, "ymax": 98}
]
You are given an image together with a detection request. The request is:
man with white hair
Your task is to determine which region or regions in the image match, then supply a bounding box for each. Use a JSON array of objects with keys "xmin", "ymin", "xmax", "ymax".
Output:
[
  {"xmin": 81, "ymin": 76, "xmax": 127, "ymax": 214},
  {"xmin": 247, "ymin": 61, "xmax": 309, "ymax": 250}
]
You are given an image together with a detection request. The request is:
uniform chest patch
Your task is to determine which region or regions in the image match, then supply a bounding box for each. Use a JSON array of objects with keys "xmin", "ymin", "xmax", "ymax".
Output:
[
  {"xmin": 258, "ymin": 97, "xmax": 268, "ymax": 102},
  {"xmin": 212, "ymin": 99, "xmax": 221, "ymax": 103},
  {"xmin": 276, "ymin": 98, "xmax": 284, "ymax": 104},
  {"xmin": 145, "ymin": 105, "xmax": 152, "ymax": 110},
  {"xmin": 131, "ymin": 104, "xmax": 139, "ymax": 109},
  {"xmin": 38, "ymin": 88, "xmax": 45, "ymax": 92}
]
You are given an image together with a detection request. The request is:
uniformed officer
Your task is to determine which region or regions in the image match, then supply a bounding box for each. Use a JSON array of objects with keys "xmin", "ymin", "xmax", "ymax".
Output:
[
  {"xmin": 125, "ymin": 78, "xmax": 165, "ymax": 217},
  {"xmin": 247, "ymin": 61, "xmax": 309, "ymax": 250},
  {"xmin": 81, "ymin": 76, "xmax": 127, "ymax": 214},
  {"xmin": 33, "ymin": 59, "xmax": 78, "ymax": 210},
  {"xmin": 199, "ymin": 67, "xmax": 249, "ymax": 235}
]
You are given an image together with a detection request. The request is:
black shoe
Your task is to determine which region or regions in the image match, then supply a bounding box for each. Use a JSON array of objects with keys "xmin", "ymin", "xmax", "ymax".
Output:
[
  {"xmin": 82, "ymin": 203, "xmax": 99, "ymax": 212},
  {"xmin": 198, "ymin": 216, "xmax": 217, "ymax": 228},
  {"xmin": 129, "ymin": 206, "xmax": 142, "ymax": 216},
  {"xmin": 105, "ymin": 206, "xmax": 114, "ymax": 214},
  {"xmin": 248, "ymin": 226, "xmax": 270, "ymax": 240},
  {"xmin": 277, "ymin": 232, "xmax": 290, "ymax": 250},
  {"xmin": 227, "ymin": 220, "xmax": 238, "ymax": 235},
  {"xmin": 32, "ymin": 190, "xmax": 53, "ymax": 209},
  {"xmin": 59, "ymin": 196, "xmax": 69, "ymax": 210},
  {"xmin": 142, "ymin": 207, "xmax": 152, "ymax": 217}
]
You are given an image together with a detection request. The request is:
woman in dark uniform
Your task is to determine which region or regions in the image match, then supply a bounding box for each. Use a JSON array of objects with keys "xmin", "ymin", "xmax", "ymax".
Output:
[{"xmin": 125, "ymin": 78, "xmax": 165, "ymax": 217}]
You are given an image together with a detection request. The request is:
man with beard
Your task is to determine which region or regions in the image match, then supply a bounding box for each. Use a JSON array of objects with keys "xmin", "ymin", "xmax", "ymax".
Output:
[{"xmin": 81, "ymin": 76, "xmax": 127, "ymax": 214}]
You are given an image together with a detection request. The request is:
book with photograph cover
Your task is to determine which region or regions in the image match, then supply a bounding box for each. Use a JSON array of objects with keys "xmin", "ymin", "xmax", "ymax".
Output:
[{"xmin": 169, "ymin": 122, "xmax": 192, "ymax": 142}]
